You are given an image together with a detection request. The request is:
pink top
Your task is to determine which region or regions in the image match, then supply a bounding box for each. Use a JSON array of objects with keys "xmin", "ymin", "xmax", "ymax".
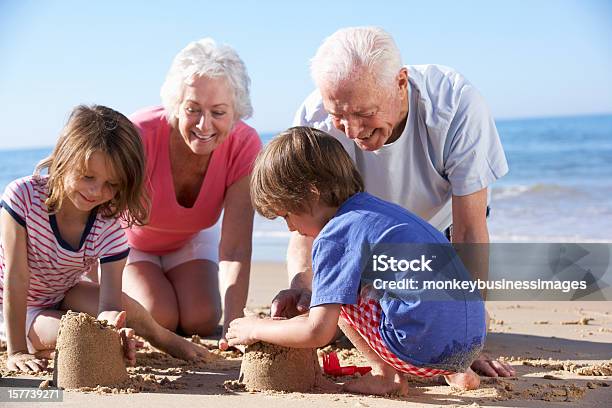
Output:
[{"xmin": 125, "ymin": 106, "xmax": 262, "ymax": 255}]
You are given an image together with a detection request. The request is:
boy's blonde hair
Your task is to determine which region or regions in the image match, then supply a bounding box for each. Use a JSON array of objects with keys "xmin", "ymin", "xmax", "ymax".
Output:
[
  {"xmin": 251, "ymin": 126, "xmax": 364, "ymax": 219},
  {"xmin": 35, "ymin": 105, "xmax": 149, "ymax": 227}
]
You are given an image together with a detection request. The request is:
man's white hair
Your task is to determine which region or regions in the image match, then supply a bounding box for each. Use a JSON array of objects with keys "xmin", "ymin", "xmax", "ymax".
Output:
[
  {"xmin": 160, "ymin": 38, "xmax": 253, "ymax": 126},
  {"xmin": 310, "ymin": 26, "xmax": 402, "ymax": 88}
]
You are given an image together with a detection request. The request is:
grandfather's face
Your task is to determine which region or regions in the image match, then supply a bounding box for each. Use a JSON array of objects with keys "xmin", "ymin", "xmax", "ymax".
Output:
[{"xmin": 320, "ymin": 69, "xmax": 408, "ymax": 151}]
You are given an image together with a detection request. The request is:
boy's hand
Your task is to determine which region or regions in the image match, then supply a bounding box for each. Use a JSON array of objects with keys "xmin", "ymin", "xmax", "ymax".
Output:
[
  {"xmin": 226, "ymin": 316, "xmax": 261, "ymax": 347},
  {"xmin": 7, "ymin": 351, "xmax": 48, "ymax": 373}
]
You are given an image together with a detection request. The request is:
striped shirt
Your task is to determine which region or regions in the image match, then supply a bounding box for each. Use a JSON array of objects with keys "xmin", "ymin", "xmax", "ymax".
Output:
[{"xmin": 0, "ymin": 176, "xmax": 129, "ymax": 307}]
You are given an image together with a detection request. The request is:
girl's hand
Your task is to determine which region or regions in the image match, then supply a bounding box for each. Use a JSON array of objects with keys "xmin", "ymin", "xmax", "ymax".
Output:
[
  {"xmin": 6, "ymin": 351, "xmax": 48, "ymax": 373},
  {"xmin": 97, "ymin": 310, "xmax": 125, "ymax": 328},
  {"xmin": 226, "ymin": 316, "xmax": 261, "ymax": 347},
  {"xmin": 119, "ymin": 327, "xmax": 143, "ymax": 366},
  {"xmin": 97, "ymin": 311, "xmax": 143, "ymax": 365}
]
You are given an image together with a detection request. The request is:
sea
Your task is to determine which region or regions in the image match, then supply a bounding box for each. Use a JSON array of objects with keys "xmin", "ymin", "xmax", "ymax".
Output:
[{"xmin": 1, "ymin": 114, "xmax": 611, "ymax": 261}]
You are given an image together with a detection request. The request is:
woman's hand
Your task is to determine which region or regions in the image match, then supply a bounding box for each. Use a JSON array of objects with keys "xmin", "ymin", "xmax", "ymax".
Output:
[
  {"xmin": 6, "ymin": 351, "xmax": 48, "ymax": 373},
  {"xmin": 218, "ymin": 175, "xmax": 256, "ymax": 350}
]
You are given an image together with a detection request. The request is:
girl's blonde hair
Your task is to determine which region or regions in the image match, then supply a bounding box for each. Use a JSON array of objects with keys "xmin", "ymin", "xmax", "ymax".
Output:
[
  {"xmin": 251, "ymin": 126, "xmax": 364, "ymax": 219},
  {"xmin": 35, "ymin": 105, "xmax": 149, "ymax": 226}
]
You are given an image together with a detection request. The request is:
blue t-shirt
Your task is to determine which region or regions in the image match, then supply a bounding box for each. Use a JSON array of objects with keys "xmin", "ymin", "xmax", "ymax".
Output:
[{"xmin": 310, "ymin": 192, "xmax": 485, "ymax": 372}]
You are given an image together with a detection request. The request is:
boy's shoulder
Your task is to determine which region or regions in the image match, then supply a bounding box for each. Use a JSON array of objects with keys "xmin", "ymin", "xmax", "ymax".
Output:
[{"xmin": 321, "ymin": 192, "xmax": 446, "ymax": 247}]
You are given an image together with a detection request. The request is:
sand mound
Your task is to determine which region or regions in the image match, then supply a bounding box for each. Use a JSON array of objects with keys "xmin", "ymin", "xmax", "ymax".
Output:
[
  {"xmin": 55, "ymin": 311, "xmax": 128, "ymax": 389},
  {"xmin": 239, "ymin": 342, "xmax": 320, "ymax": 392},
  {"xmin": 522, "ymin": 359, "xmax": 612, "ymax": 376},
  {"xmin": 573, "ymin": 361, "xmax": 612, "ymax": 376}
]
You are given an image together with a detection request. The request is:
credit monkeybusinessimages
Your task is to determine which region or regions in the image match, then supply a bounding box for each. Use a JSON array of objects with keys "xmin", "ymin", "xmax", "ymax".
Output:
[{"xmin": 373, "ymin": 278, "xmax": 588, "ymax": 293}]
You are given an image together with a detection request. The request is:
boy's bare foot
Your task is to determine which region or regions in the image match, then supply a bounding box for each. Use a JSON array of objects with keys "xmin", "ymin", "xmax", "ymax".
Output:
[
  {"xmin": 152, "ymin": 329, "xmax": 212, "ymax": 361},
  {"xmin": 342, "ymin": 367, "xmax": 408, "ymax": 396},
  {"xmin": 444, "ymin": 367, "xmax": 480, "ymax": 390}
]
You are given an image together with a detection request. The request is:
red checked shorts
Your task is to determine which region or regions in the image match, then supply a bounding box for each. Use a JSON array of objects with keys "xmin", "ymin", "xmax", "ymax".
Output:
[{"xmin": 340, "ymin": 298, "xmax": 454, "ymax": 377}]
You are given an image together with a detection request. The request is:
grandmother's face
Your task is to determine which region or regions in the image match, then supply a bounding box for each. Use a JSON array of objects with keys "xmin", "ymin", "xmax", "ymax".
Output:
[
  {"xmin": 320, "ymin": 68, "xmax": 408, "ymax": 151},
  {"xmin": 176, "ymin": 76, "xmax": 236, "ymax": 156}
]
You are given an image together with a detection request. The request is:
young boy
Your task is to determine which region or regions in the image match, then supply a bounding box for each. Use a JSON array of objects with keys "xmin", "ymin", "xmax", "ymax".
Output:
[{"xmin": 227, "ymin": 127, "xmax": 485, "ymax": 396}]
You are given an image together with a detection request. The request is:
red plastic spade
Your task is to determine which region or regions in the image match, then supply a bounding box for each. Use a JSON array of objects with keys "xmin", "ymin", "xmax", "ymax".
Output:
[{"xmin": 322, "ymin": 351, "xmax": 372, "ymax": 376}]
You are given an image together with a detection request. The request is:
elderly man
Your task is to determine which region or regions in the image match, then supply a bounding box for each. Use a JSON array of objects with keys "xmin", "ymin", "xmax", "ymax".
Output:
[{"xmin": 273, "ymin": 26, "xmax": 514, "ymax": 377}]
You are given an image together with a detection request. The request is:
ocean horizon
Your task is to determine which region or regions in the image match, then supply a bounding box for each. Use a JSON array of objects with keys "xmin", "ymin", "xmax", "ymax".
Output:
[{"xmin": 2, "ymin": 113, "xmax": 611, "ymax": 261}]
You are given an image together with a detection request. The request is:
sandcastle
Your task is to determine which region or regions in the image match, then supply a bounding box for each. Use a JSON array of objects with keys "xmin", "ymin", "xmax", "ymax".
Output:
[
  {"xmin": 55, "ymin": 311, "xmax": 128, "ymax": 389},
  {"xmin": 239, "ymin": 341, "xmax": 320, "ymax": 392}
]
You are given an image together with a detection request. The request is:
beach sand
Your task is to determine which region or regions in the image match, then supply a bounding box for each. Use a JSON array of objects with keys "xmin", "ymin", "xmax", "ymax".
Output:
[{"xmin": 1, "ymin": 261, "xmax": 611, "ymax": 407}]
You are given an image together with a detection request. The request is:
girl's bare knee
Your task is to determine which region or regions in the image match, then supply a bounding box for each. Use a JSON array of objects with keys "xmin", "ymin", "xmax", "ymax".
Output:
[
  {"xmin": 27, "ymin": 334, "xmax": 56, "ymax": 353},
  {"xmin": 28, "ymin": 323, "xmax": 59, "ymax": 351},
  {"xmin": 27, "ymin": 312, "xmax": 63, "ymax": 352}
]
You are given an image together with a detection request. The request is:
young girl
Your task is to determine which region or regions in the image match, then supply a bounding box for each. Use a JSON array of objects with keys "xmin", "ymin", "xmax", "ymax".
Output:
[
  {"xmin": 0, "ymin": 105, "xmax": 210, "ymax": 373},
  {"xmin": 227, "ymin": 127, "xmax": 485, "ymax": 396}
]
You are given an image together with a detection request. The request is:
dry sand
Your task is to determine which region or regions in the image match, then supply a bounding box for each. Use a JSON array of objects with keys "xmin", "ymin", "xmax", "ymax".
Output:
[{"xmin": 0, "ymin": 261, "xmax": 610, "ymax": 407}]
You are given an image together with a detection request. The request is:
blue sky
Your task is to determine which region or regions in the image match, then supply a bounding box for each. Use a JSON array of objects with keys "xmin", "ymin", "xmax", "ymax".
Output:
[{"xmin": 0, "ymin": 0, "xmax": 610, "ymax": 149}]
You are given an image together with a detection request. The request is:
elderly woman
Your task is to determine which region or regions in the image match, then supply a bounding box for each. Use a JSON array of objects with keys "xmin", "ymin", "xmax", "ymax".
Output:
[{"xmin": 123, "ymin": 38, "xmax": 261, "ymax": 350}]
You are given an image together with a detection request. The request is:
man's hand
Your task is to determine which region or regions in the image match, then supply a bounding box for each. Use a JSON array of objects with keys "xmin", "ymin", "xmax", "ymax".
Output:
[
  {"xmin": 471, "ymin": 353, "xmax": 516, "ymax": 377},
  {"xmin": 6, "ymin": 351, "xmax": 48, "ymax": 373},
  {"xmin": 270, "ymin": 288, "xmax": 311, "ymax": 318}
]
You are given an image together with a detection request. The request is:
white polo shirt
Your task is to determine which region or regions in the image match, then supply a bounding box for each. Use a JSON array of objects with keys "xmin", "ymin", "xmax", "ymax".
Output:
[{"xmin": 293, "ymin": 64, "xmax": 509, "ymax": 231}]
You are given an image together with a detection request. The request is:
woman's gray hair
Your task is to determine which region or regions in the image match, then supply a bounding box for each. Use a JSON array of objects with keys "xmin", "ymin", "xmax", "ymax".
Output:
[
  {"xmin": 310, "ymin": 26, "xmax": 402, "ymax": 89},
  {"xmin": 160, "ymin": 38, "xmax": 253, "ymax": 126}
]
